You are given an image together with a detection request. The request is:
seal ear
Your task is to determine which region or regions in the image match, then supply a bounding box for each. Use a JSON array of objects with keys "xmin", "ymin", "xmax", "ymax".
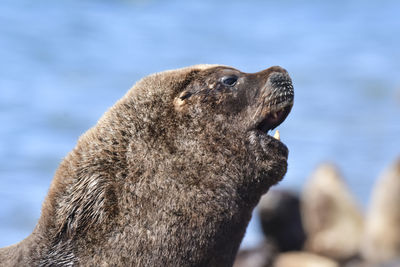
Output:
[
  {"xmin": 174, "ymin": 91, "xmax": 192, "ymax": 111},
  {"xmin": 179, "ymin": 91, "xmax": 192, "ymax": 100},
  {"xmin": 172, "ymin": 69, "xmax": 199, "ymax": 112}
]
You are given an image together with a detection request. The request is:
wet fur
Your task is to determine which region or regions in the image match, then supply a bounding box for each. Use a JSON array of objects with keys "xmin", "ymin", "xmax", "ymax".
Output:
[{"xmin": 0, "ymin": 65, "xmax": 289, "ymax": 266}]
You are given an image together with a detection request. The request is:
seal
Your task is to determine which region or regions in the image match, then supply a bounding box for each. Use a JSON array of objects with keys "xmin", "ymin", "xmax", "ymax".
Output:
[
  {"xmin": 0, "ymin": 64, "xmax": 294, "ymax": 266},
  {"xmin": 301, "ymin": 163, "xmax": 363, "ymax": 262},
  {"xmin": 362, "ymin": 157, "xmax": 400, "ymax": 263},
  {"xmin": 258, "ymin": 190, "xmax": 306, "ymax": 252}
]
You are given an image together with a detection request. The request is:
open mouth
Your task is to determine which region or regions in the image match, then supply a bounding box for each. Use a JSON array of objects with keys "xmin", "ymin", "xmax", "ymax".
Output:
[
  {"xmin": 256, "ymin": 104, "xmax": 292, "ymax": 133},
  {"xmin": 253, "ymin": 71, "xmax": 294, "ymax": 137}
]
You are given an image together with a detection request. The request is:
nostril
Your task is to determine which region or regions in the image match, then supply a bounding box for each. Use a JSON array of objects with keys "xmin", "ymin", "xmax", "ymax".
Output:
[
  {"xmin": 255, "ymin": 66, "xmax": 288, "ymax": 80},
  {"xmin": 268, "ymin": 66, "xmax": 288, "ymax": 74}
]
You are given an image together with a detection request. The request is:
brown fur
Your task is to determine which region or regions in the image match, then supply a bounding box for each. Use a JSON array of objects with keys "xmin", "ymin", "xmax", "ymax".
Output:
[{"xmin": 0, "ymin": 64, "xmax": 293, "ymax": 266}]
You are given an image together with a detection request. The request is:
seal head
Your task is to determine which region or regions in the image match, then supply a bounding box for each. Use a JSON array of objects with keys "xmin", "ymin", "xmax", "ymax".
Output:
[{"xmin": 173, "ymin": 65, "xmax": 294, "ymax": 190}]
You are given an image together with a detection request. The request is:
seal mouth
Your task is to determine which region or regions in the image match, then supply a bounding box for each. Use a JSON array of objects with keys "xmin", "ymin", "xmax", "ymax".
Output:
[
  {"xmin": 253, "ymin": 72, "xmax": 294, "ymax": 134},
  {"xmin": 256, "ymin": 104, "xmax": 292, "ymax": 133}
]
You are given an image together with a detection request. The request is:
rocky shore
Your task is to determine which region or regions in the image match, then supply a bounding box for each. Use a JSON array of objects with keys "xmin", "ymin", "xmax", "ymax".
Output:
[{"xmin": 234, "ymin": 157, "xmax": 400, "ymax": 267}]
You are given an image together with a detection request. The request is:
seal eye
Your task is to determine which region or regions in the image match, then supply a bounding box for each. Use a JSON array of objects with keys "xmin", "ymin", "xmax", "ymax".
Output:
[{"xmin": 221, "ymin": 76, "xmax": 238, "ymax": 87}]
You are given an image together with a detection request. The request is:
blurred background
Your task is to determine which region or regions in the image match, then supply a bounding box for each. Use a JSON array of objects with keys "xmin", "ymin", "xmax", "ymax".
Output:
[{"xmin": 1, "ymin": 0, "xmax": 399, "ymax": 248}]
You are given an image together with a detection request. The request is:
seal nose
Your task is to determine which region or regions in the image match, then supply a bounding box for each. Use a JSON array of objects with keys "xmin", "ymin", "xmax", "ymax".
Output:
[
  {"xmin": 250, "ymin": 66, "xmax": 293, "ymax": 102},
  {"xmin": 267, "ymin": 66, "xmax": 288, "ymax": 75},
  {"xmin": 264, "ymin": 67, "xmax": 294, "ymax": 104},
  {"xmin": 254, "ymin": 66, "xmax": 288, "ymax": 80}
]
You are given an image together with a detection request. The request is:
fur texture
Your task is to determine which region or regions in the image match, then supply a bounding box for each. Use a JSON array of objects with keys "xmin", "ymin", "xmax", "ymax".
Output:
[{"xmin": 0, "ymin": 64, "xmax": 293, "ymax": 266}]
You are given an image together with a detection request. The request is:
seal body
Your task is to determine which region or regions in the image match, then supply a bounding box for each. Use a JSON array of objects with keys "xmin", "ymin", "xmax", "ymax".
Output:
[
  {"xmin": 362, "ymin": 157, "xmax": 400, "ymax": 263},
  {"xmin": 301, "ymin": 163, "xmax": 364, "ymax": 261},
  {"xmin": 258, "ymin": 190, "xmax": 306, "ymax": 252},
  {"xmin": 0, "ymin": 65, "xmax": 293, "ymax": 266}
]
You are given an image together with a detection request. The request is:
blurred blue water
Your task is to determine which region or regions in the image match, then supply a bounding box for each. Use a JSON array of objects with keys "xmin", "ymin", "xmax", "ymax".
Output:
[{"xmin": 1, "ymin": 0, "xmax": 400, "ymax": 248}]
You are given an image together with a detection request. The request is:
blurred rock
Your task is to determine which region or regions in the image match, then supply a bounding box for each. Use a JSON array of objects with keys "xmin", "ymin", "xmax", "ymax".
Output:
[
  {"xmin": 258, "ymin": 190, "xmax": 306, "ymax": 252},
  {"xmin": 301, "ymin": 163, "xmax": 364, "ymax": 261},
  {"xmin": 274, "ymin": 251, "xmax": 339, "ymax": 267},
  {"xmin": 343, "ymin": 258, "xmax": 400, "ymax": 267},
  {"xmin": 233, "ymin": 241, "xmax": 277, "ymax": 267},
  {"xmin": 362, "ymin": 157, "xmax": 400, "ymax": 263}
]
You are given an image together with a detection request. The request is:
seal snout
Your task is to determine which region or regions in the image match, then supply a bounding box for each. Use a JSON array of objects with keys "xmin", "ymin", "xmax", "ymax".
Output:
[
  {"xmin": 252, "ymin": 68, "xmax": 294, "ymax": 134},
  {"xmin": 266, "ymin": 71, "xmax": 294, "ymax": 106}
]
